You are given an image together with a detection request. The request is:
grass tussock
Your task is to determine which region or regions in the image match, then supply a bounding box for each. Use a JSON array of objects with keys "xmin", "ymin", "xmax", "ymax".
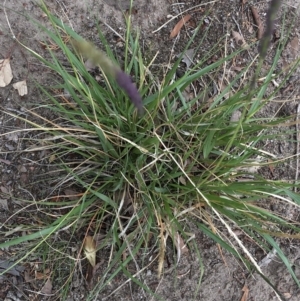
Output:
[{"xmin": 1, "ymin": 0, "xmax": 300, "ymax": 299}]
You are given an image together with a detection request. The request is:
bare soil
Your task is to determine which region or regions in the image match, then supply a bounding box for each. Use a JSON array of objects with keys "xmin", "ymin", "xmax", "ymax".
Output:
[{"xmin": 1, "ymin": 1, "xmax": 300, "ymax": 300}]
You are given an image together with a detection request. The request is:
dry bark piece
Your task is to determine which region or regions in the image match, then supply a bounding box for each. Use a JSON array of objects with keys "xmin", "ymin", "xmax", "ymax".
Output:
[
  {"xmin": 170, "ymin": 14, "xmax": 191, "ymax": 39},
  {"xmin": 41, "ymin": 278, "xmax": 53, "ymax": 295},
  {"xmin": 250, "ymin": 6, "xmax": 263, "ymax": 39}
]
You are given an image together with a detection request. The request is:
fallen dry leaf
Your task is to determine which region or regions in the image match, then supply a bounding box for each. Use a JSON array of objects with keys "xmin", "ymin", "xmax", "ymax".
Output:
[
  {"xmin": 177, "ymin": 48, "xmax": 195, "ymax": 69},
  {"xmin": 283, "ymin": 292, "xmax": 292, "ymax": 299},
  {"xmin": 49, "ymin": 154, "xmax": 56, "ymax": 163},
  {"xmin": 41, "ymin": 278, "xmax": 52, "ymax": 295},
  {"xmin": 240, "ymin": 285, "xmax": 249, "ymax": 301},
  {"xmin": 24, "ymin": 270, "xmax": 33, "ymax": 283},
  {"xmin": 0, "ymin": 199, "xmax": 8, "ymax": 210},
  {"xmin": 232, "ymin": 30, "xmax": 249, "ymax": 49},
  {"xmin": 170, "ymin": 15, "xmax": 191, "ymax": 39},
  {"xmin": 35, "ymin": 271, "xmax": 49, "ymax": 280},
  {"xmin": 19, "ymin": 165, "xmax": 27, "ymax": 173},
  {"xmin": 250, "ymin": 6, "xmax": 263, "ymax": 39},
  {"xmin": 0, "ymin": 158, "xmax": 11, "ymax": 165},
  {"xmin": 86, "ymin": 264, "xmax": 94, "ymax": 289},
  {"xmin": 290, "ymin": 36, "xmax": 299, "ymax": 59},
  {"xmin": 165, "ymin": 222, "xmax": 189, "ymax": 265},
  {"xmin": 258, "ymin": 248, "xmax": 277, "ymax": 268},
  {"xmin": 0, "ymin": 260, "xmax": 25, "ymax": 276},
  {"xmin": 86, "ymin": 260, "xmax": 104, "ymax": 290},
  {"xmin": 0, "ymin": 186, "xmax": 9, "ymax": 194},
  {"xmin": 6, "ymin": 132, "xmax": 19, "ymax": 143},
  {"xmin": 178, "ymin": 176, "xmax": 186, "ymax": 185},
  {"xmin": 174, "ymin": 232, "xmax": 189, "ymax": 264},
  {"xmin": 0, "ymin": 59, "xmax": 13, "ymax": 87},
  {"xmin": 13, "ymin": 80, "xmax": 28, "ymax": 96},
  {"xmin": 84, "ymin": 236, "xmax": 96, "ymax": 267},
  {"xmin": 64, "ymin": 188, "xmax": 80, "ymax": 201}
]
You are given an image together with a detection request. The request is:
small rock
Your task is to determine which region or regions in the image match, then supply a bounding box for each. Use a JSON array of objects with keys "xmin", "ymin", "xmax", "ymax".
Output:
[{"xmin": 230, "ymin": 110, "xmax": 242, "ymax": 122}]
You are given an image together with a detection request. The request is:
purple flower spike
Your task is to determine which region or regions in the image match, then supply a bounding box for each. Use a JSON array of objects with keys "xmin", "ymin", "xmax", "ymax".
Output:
[{"xmin": 115, "ymin": 70, "xmax": 144, "ymax": 115}]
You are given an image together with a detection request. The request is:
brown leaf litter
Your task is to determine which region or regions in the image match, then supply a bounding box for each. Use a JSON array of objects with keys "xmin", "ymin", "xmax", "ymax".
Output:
[
  {"xmin": 250, "ymin": 6, "xmax": 263, "ymax": 39},
  {"xmin": 170, "ymin": 14, "xmax": 191, "ymax": 39}
]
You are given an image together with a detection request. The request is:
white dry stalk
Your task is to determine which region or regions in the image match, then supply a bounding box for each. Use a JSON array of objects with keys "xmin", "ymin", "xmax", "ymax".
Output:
[
  {"xmin": 253, "ymin": 190, "xmax": 300, "ymax": 209},
  {"xmin": 101, "ymin": 254, "xmax": 158, "ymax": 301},
  {"xmin": 82, "ymin": 110, "xmax": 151, "ymax": 155},
  {"xmin": 55, "ymin": 0, "xmax": 74, "ymax": 30},
  {"xmin": 154, "ymin": 132, "xmax": 285, "ymax": 301},
  {"xmin": 3, "ymin": 0, "xmax": 16, "ymax": 39},
  {"xmin": 116, "ymin": 191, "xmax": 144, "ymax": 295}
]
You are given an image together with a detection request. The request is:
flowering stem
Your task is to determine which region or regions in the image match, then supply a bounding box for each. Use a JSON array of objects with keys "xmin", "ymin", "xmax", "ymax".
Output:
[{"xmin": 72, "ymin": 39, "xmax": 143, "ymax": 114}]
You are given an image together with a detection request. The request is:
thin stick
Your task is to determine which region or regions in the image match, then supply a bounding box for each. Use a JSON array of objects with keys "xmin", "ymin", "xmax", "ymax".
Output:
[{"xmin": 152, "ymin": 0, "xmax": 218, "ymax": 34}]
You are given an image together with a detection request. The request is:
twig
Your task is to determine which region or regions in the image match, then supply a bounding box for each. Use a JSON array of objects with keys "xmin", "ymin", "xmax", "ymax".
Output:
[
  {"xmin": 232, "ymin": 16, "xmax": 253, "ymax": 59},
  {"xmin": 232, "ymin": 16, "xmax": 243, "ymax": 38},
  {"xmin": 152, "ymin": 0, "xmax": 217, "ymax": 34},
  {"xmin": 102, "ymin": 21, "xmax": 125, "ymax": 42}
]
